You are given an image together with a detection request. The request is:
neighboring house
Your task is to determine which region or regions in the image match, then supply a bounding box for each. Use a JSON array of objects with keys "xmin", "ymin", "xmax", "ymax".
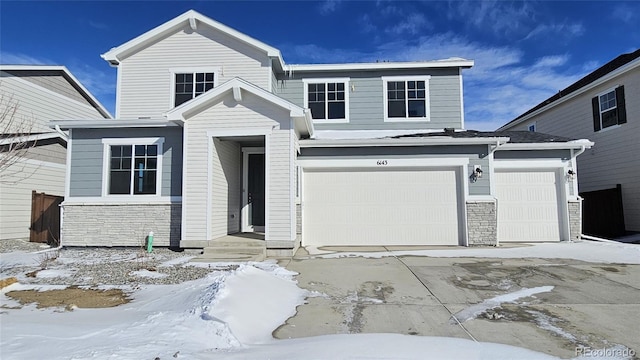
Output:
[
  {"xmin": 0, "ymin": 65, "xmax": 111, "ymax": 242},
  {"xmin": 52, "ymin": 10, "xmax": 593, "ymax": 255},
  {"xmin": 498, "ymin": 49, "xmax": 639, "ymax": 237}
]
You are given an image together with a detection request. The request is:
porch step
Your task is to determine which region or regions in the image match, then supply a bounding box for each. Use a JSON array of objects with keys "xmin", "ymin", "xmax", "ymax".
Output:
[{"xmin": 191, "ymin": 240, "xmax": 266, "ymax": 262}]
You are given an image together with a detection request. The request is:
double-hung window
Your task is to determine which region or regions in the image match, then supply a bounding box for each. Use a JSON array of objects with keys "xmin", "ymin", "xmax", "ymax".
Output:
[
  {"xmin": 592, "ymin": 86, "xmax": 627, "ymax": 131},
  {"xmin": 383, "ymin": 76, "xmax": 430, "ymax": 121},
  {"xmin": 102, "ymin": 138, "xmax": 164, "ymax": 196},
  {"xmin": 173, "ymin": 70, "xmax": 217, "ymax": 107},
  {"xmin": 303, "ymin": 78, "xmax": 349, "ymax": 123}
]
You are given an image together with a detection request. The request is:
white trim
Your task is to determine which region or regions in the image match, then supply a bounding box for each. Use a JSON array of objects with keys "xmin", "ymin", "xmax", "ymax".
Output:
[
  {"xmin": 65, "ymin": 129, "xmax": 72, "ymax": 199},
  {"xmin": 492, "ymin": 159, "xmax": 569, "ymax": 169},
  {"xmin": 206, "ymin": 127, "xmax": 273, "ymax": 138},
  {"xmin": 298, "ymin": 157, "xmax": 469, "ymax": 169},
  {"xmin": 382, "ymin": 75, "xmax": 431, "ymax": 122},
  {"xmin": 264, "ymin": 135, "xmax": 271, "ymax": 241},
  {"xmin": 594, "ymin": 85, "xmax": 620, "ymax": 131},
  {"xmin": 62, "ymin": 196, "xmax": 182, "ymax": 205},
  {"xmin": 101, "ymin": 137, "xmax": 165, "ymax": 197},
  {"xmin": 498, "ymin": 57, "xmax": 640, "ymax": 131},
  {"xmin": 101, "ymin": 10, "xmax": 283, "ymax": 65},
  {"xmin": 460, "ymin": 166, "xmax": 469, "ymax": 247},
  {"xmin": 52, "ymin": 119, "xmax": 182, "ymax": 129},
  {"xmin": 466, "ymin": 195, "xmax": 497, "ymax": 202},
  {"xmin": 302, "ymin": 77, "xmax": 350, "ymax": 124},
  {"xmin": 180, "ymin": 122, "xmax": 189, "ymax": 241},
  {"xmin": 169, "ymin": 67, "xmax": 220, "ymax": 110},
  {"xmin": 206, "ymin": 135, "xmax": 213, "ymax": 240},
  {"xmin": 459, "ymin": 69, "xmax": 465, "ymax": 130},
  {"xmin": 286, "ymin": 59, "xmax": 474, "ymax": 72},
  {"xmin": 0, "ymin": 132, "xmax": 64, "ymax": 146},
  {"xmin": 241, "ymin": 147, "xmax": 266, "ymax": 233},
  {"xmin": 496, "ymin": 140, "xmax": 593, "ymax": 150},
  {"xmin": 0, "ymin": 65, "xmax": 112, "ymax": 118},
  {"xmin": 115, "ymin": 62, "xmax": 122, "ymax": 118},
  {"xmin": 488, "ymin": 150, "xmax": 496, "ymax": 197},
  {"xmin": 290, "ymin": 130, "xmax": 296, "ymax": 240}
]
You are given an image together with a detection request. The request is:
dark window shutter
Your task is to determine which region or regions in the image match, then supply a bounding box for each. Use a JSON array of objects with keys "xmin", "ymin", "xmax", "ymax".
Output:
[
  {"xmin": 615, "ymin": 86, "xmax": 627, "ymax": 124},
  {"xmin": 592, "ymin": 96, "xmax": 601, "ymax": 131}
]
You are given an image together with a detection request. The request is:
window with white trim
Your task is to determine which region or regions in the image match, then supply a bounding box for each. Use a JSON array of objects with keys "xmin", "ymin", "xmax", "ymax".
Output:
[
  {"xmin": 303, "ymin": 78, "xmax": 349, "ymax": 122},
  {"xmin": 174, "ymin": 72, "xmax": 216, "ymax": 107},
  {"xmin": 103, "ymin": 138, "xmax": 164, "ymax": 196},
  {"xmin": 383, "ymin": 76, "xmax": 430, "ymax": 121},
  {"xmin": 528, "ymin": 123, "xmax": 536, "ymax": 132},
  {"xmin": 592, "ymin": 86, "xmax": 627, "ymax": 131}
]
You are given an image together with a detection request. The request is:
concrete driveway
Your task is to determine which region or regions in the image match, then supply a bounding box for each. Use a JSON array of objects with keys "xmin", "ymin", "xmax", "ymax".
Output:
[{"xmin": 275, "ymin": 247, "xmax": 640, "ymax": 359}]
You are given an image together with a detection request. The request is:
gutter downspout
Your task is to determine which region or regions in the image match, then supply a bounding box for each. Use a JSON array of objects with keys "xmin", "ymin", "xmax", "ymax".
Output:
[{"xmin": 488, "ymin": 139, "xmax": 508, "ymax": 247}]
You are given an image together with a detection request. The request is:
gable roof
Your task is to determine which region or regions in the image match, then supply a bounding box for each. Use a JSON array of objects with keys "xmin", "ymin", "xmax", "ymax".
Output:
[
  {"xmin": 0, "ymin": 64, "xmax": 112, "ymax": 119},
  {"xmin": 499, "ymin": 48, "xmax": 640, "ymax": 130},
  {"xmin": 101, "ymin": 10, "xmax": 284, "ymax": 69},
  {"xmin": 165, "ymin": 77, "xmax": 313, "ymax": 137}
]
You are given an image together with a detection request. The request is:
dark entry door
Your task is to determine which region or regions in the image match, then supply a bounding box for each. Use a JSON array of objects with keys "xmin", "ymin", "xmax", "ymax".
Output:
[{"xmin": 248, "ymin": 154, "xmax": 265, "ymax": 228}]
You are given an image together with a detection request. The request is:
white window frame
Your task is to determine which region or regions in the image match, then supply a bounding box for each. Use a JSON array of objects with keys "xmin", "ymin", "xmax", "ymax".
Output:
[
  {"xmin": 101, "ymin": 137, "xmax": 164, "ymax": 198},
  {"xmin": 169, "ymin": 67, "xmax": 221, "ymax": 109},
  {"xmin": 302, "ymin": 77, "xmax": 350, "ymax": 124},
  {"xmin": 382, "ymin": 75, "xmax": 431, "ymax": 122},
  {"xmin": 595, "ymin": 86, "xmax": 619, "ymax": 131}
]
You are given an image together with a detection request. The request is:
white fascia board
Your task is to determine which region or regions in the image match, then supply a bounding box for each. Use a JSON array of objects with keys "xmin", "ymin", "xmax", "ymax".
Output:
[
  {"xmin": 286, "ymin": 59, "xmax": 474, "ymax": 72},
  {"xmin": 499, "ymin": 58, "xmax": 640, "ymax": 131},
  {"xmin": 496, "ymin": 140, "xmax": 594, "ymax": 150},
  {"xmin": 0, "ymin": 132, "xmax": 64, "ymax": 146},
  {"xmin": 1, "ymin": 65, "xmax": 112, "ymax": 119},
  {"xmin": 101, "ymin": 10, "xmax": 282, "ymax": 66},
  {"xmin": 165, "ymin": 77, "xmax": 305, "ymax": 120},
  {"xmin": 298, "ymin": 157, "xmax": 469, "ymax": 169},
  {"xmin": 50, "ymin": 119, "xmax": 183, "ymax": 129},
  {"xmin": 299, "ymin": 136, "xmax": 509, "ymax": 148}
]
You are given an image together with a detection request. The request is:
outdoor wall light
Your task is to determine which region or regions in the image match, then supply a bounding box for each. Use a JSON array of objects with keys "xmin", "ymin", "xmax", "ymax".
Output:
[
  {"xmin": 470, "ymin": 166, "xmax": 483, "ymax": 183},
  {"xmin": 567, "ymin": 169, "xmax": 576, "ymax": 181}
]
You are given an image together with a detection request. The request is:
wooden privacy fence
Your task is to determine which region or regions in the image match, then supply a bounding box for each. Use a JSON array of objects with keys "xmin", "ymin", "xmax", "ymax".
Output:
[
  {"xmin": 30, "ymin": 191, "xmax": 64, "ymax": 245},
  {"xmin": 580, "ymin": 184, "xmax": 625, "ymax": 239}
]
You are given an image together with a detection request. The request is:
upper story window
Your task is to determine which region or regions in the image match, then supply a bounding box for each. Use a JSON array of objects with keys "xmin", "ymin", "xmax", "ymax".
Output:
[
  {"xmin": 102, "ymin": 138, "xmax": 164, "ymax": 197},
  {"xmin": 303, "ymin": 78, "xmax": 350, "ymax": 123},
  {"xmin": 592, "ymin": 86, "xmax": 627, "ymax": 132},
  {"xmin": 171, "ymin": 68, "xmax": 220, "ymax": 108},
  {"xmin": 383, "ymin": 76, "xmax": 430, "ymax": 122},
  {"xmin": 528, "ymin": 123, "xmax": 536, "ymax": 132}
]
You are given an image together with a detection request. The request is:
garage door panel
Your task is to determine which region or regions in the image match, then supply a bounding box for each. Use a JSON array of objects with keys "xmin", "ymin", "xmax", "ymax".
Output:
[
  {"xmin": 496, "ymin": 170, "xmax": 562, "ymax": 242},
  {"xmin": 303, "ymin": 168, "xmax": 460, "ymax": 246}
]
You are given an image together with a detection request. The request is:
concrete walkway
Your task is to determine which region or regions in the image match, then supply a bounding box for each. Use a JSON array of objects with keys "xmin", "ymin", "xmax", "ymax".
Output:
[{"xmin": 275, "ymin": 247, "xmax": 640, "ymax": 359}]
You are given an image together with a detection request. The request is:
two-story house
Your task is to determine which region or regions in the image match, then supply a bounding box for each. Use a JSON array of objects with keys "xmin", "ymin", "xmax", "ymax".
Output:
[
  {"xmin": 0, "ymin": 65, "xmax": 111, "ymax": 243},
  {"xmin": 52, "ymin": 10, "xmax": 593, "ymax": 256},
  {"xmin": 498, "ymin": 49, "xmax": 639, "ymax": 239}
]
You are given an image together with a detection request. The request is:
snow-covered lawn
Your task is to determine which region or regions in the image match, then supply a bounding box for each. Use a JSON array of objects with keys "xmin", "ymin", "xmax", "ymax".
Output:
[{"xmin": 1, "ymin": 240, "xmax": 637, "ymax": 359}]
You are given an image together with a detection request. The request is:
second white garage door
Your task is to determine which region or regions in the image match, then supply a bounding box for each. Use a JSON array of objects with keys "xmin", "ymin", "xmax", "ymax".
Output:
[
  {"xmin": 302, "ymin": 168, "xmax": 461, "ymax": 246},
  {"xmin": 495, "ymin": 170, "xmax": 564, "ymax": 242}
]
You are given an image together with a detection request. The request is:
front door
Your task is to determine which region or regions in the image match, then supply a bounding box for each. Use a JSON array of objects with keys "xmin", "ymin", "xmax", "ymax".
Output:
[{"xmin": 248, "ymin": 153, "xmax": 265, "ymax": 230}]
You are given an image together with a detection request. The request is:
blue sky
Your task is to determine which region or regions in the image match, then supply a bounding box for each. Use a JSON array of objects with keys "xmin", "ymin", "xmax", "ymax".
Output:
[{"xmin": 1, "ymin": 1, "xmax": 638, "ymax": 130}]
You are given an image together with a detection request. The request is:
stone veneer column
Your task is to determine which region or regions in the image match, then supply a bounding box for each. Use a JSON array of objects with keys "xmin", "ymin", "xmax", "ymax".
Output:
[
  {"xmin": 466, "ymin": 201, "xmax": 497, "ymax": 246},
  {"xmin": 567, "ymin": 199, "xmax": 582, "ymax": 241}
]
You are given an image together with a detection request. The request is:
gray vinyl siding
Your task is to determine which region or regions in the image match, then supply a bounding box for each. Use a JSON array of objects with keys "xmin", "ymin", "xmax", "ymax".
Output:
[
  {"xmin": 118, "ymin": 24, "xmax": 271, "ymax": 119},
  {"xmin": 299, "ymin": 144, "xmax": 491, "ymax": 196},
  {"xmin": 494, "ymin": 149, "xmax": 572, "ymax": 160},
  {"xmin": 0, "ymin": 73, "xmax": 107, "ymax": 133},
  {"xmin": 501, "ymin": 67, "xmax": 640, "ymax": 231},
  {"xmin": 23, "ymin": 139, "xmax": 67, "ymax": 164},
  {"xmin": 69, "ymin": 128, "xmax": 183, "ymax": 197},
  {"xmin": 3, "ymin": 70, "xmax": 90, "ymax": 106},
  {"xmin": 0, "ymin": 144, "xmax": 66, "ymax": 240},
  {"xmin": 274, "ymin": 68, "xmax": 462, "ymax": 131}
]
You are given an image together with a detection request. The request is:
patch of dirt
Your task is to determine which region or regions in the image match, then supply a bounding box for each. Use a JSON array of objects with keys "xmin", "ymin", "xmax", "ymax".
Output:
[
  {"xmin": 6, "ymin": 286, "xmax": 130, "ymax": 309},
  {"xmin": 598, "ymin": 266, "xmax": 620, "ymax": 273}
]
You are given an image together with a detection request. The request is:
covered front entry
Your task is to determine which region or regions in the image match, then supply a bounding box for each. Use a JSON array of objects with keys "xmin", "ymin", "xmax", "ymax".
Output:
[
  {"xmin": 242, "ymin": 148, "xmax": 265, "ymax": 232},
  {"xmin": 302, "ymin": 167, "xmax": 463, "ymax": 246},
  {"xmin": 495, "ymin": 169, "xmax": 565, "ymax": 242}
]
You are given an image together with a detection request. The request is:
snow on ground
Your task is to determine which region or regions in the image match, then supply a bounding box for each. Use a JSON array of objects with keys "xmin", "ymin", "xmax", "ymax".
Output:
[
  {"xmin": 452, "ymin": 286, "xmax": 555, "ymax": 323},
  {"xmin": 130, "ymin": 269, "xmax": 169, "ymax": 278},
  {"xmin": 306, "ymin": 240, "xmax": 640, "ymax": 264},
  {"xmin": 35, "ymin": 269, "xmax": 75, "ymax": 279}
]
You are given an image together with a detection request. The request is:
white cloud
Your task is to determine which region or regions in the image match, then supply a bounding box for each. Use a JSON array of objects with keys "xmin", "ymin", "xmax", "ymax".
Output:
[
  {"xmin": 0, "ymin": 51, "xmax": 53, "ymax": 65},
  {"xmin": 450, "ymin": 0, "xmax": 536, "ymax": 36},
  {"xmin": 532, "ymin": 55, "xmax": 569, "ymax": 68},
  {"xmin": 524, "ymin": 22, "xmax": 585, "ymax": 40},
  {"xmin": 610, "ymin": 4, "xmax": 638, "ymax": 24},
  {"xmin": 385, "ymin": 13, "xmax": 429, "ymax": 35},
  {"xmin": 319, "ymin": 0, "xmax": 342, "ymax": 15}
]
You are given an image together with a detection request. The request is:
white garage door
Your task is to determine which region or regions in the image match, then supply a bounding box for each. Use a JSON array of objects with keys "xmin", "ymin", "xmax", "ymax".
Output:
[
  {"xmin": 303, "ymin": 168, "xmax": 461, "ymax": 246},
  {"xmin": 495, "ymin": 170, "xmax": 563, "ymax": 242}
]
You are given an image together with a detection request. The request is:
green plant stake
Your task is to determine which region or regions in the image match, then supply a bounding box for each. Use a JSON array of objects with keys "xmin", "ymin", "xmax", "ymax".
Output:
[{"xmin": 147, "ymin": 232, "xmax": 154, "ymax": 253}]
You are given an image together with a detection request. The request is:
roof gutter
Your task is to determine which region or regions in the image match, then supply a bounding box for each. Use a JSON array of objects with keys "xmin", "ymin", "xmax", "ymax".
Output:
[
  {"xmin": 50, "ymin": 119, "xmax": 184, "ymax": 130},
  {"xmin": 299, "ymin": 136, "xmax": 510, "ymax": 148},
  {"xmin": 494, "ymin": 139, "xmax": 594, "ymax": 151}
]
